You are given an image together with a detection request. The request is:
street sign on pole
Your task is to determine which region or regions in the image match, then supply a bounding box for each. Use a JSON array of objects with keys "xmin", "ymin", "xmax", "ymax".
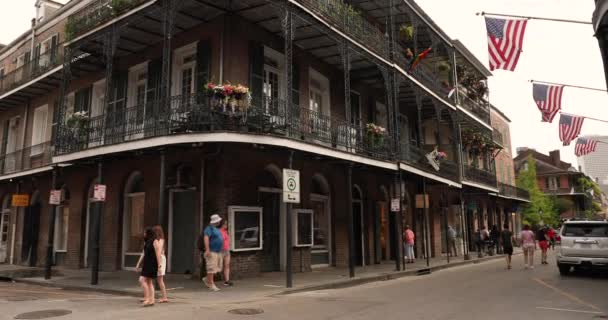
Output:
[
  {"xmin": 93, "ymin": 184, "xmax": 106, "ymax": 202},
  {"xmin": 49, "ymin": 190, "xmax": 62, "ymax": 205},
  {"xmin": 283, "ymin": 169, "xmax": 300, "ymax": 203}
]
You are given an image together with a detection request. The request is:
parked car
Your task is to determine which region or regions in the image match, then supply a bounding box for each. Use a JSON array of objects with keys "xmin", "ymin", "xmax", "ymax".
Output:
[{"xmin": 557, "ymin": 219, "xmax": 608, "ymax": 275}]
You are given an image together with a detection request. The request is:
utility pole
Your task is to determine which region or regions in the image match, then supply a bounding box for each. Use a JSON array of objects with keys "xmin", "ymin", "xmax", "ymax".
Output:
[{"xmin": 44, "ymin": 167, "xmax": 58, "ymax": 279}]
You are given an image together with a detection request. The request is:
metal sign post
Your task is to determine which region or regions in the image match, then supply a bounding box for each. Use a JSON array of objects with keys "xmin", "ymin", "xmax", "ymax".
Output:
[{"xmin": 283, "ymin": 153, "xmax": 298, "ymax": 288}]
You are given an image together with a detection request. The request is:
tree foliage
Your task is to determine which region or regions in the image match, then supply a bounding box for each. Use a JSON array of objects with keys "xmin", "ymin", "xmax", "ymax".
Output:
[{"xmin": 516, "ymin": 156, "xmax": 559, "ymax": 226}]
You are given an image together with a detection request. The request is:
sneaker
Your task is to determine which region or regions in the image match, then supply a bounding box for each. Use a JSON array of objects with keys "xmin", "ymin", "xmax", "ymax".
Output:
[
  {"xmin": 223, "ymin": 281, "xmax": 233, "ymax": 287},
  {"xmin": 209, "ymin": 285, "xmax": 220, "ymax": 292},
  {"xmin": 202, "ymin": 277, "xmax": 210, "ymax": 288}
]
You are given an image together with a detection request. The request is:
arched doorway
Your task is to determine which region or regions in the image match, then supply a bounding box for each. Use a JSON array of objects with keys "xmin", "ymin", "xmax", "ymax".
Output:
[
  {"xmin": 258, "ymin": 164, "xmax": 284, "ymax": 272},
  {"xmin": 84, "ymin": 179, "xmax": 99, "ymax": 268},
  {"xmin": 0, "ymin": 194, "xmax": 11, "ymax": 263},
  {"xmin": 311, "ymin": 174, "xmax": 331, "ymax": 267},
  {"xmin": 122, "ymin": 172, "xmax": 145, "ymax": 270},
  {"xmin": 352, "ymin": 185, "xmax": 364, "ymax": 266},
  {"xmin": 54, "ymin": 185, "xmax": 70, "ymax": 266}
]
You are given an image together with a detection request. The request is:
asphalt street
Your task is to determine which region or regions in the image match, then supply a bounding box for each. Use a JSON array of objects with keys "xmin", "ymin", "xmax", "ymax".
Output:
[{"xmin": 1, "ymin": 253, "xmax": 607, "ymax": 320}]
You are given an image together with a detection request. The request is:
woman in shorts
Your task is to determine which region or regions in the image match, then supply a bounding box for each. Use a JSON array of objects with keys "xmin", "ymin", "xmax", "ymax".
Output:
[{"xmin": 220, "ymin": 220, "xmax": 233, "ymax": 286}]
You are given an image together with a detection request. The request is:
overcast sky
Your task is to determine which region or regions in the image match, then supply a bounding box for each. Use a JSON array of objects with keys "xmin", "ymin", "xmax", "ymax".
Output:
[{"xmin": 0, "ymin": 0, "xmax": 605, "ymax": 168}]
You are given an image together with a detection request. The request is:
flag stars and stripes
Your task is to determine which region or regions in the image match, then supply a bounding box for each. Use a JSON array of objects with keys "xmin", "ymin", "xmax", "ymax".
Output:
[
  {"xmin": 485, "ymin": 17, "xmax": 528, "ymax": 71},
  {"xmin": 559, "ymin": 114, "xmax": 584, "ymax": 146},
  {"xmin": 575, "ymin": 138, "xmax": 598, "ymax": 157},
  {"xmin": 532, "ymin": 84, "xmax": 564, "ymax": 123}
]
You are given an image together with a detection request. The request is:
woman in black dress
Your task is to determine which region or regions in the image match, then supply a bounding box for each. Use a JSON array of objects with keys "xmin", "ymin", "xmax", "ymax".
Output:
[{"xmin": 140, "ymin": 227, "xmax": 160, "ymax": 307}]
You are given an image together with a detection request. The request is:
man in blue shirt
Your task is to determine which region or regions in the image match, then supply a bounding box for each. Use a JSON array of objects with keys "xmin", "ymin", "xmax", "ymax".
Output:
[{"xmin": 203, "ymin": 214, "xmax": 224, "ymax": 291}]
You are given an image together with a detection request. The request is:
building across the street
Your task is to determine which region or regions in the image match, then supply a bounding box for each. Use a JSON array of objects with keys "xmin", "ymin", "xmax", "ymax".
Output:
[
  {"xmin": 0, "ymin": 0, "xmax": 529, "ymax": 280},
  {"xmin": 515, "ymin": 149, "xmax": 591, "ymax": 219},
  {"xmin": 578, "ymin": 135, "xmax": 608, "ymax": 193}
]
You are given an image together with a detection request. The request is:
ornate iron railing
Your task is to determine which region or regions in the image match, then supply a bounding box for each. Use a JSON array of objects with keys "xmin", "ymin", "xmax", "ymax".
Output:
[
  {"xmin": 463, "ymin": 164, "xmax": 497, "ymax": 187},
  {"xmin": 492, "ymin": 129, "xmax": 503, "ymax": 146},
  {"xmin": 56, "ymin": 93, "xmax": 395, "ymax": 161},
  {"xmin": 65, "ymin": 0, "xmax": 150, "ymax": 41},
  {"xmin": 395, "ymin": 50, "xmax": 454, "ymax": 102},
  {"xmin": 498, "ymin": 182, "xmax": 530, "ymax": 200},
  {"xmin": 399, "ymin": 142, "xmax": 459, "ymax": 182},
  {"xmin": 0, "ymin": 45, "xmax": 64, "ymax": 95},
  {"xmin": 0, "ymin": 142, "xmax": 52, "ymax": 175},
  {"xmin": 456, "ymin": 94, "xmax": 490, "ymax": 124},
  {"xmin": 298, "ymin": 0, "xmax": 389, "ymax": 58}
]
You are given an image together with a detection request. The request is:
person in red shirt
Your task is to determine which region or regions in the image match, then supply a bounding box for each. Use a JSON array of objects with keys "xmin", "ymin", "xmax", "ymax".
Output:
[
  {"xmin": 547, "ymin": 227, "xmax": 556, "ymax": 250},
  {"xmin": 403, "ymin": 225, "xmax": 416, "ymax": 263}
]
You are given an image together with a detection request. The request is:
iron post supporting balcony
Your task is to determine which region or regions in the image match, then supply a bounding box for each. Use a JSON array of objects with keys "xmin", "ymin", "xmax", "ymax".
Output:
[
  {"xmin": 393, "ymin": 72, "xmax": 404, "ymax": 158},
  {"xmin": 341, "ymin": 41, "xmax": 351, "ymax": 124},
  {"xmin": 394, "ymin": 172, "xmax": 402, "ymax": 271},
  {"xmin": 160, "ymin": 0, "xmax": 182, "ymax": 103},
  {"xmin": 346, "ymin": 163, "xmax": 355, "ymax": 278},
  {"xmin": 460, "ymin": 191, "xmax": 470, "ymax": 260},
  {"xmin": 44, "ymin": 167, "xmax": 58, "ymax": 280},
  {"xmin": 159, "ymin": 149, "xmax": 167, "ymax": 228},
  {"xmin": 282, "ymin": 3, "xmax": 295, "ymax": 128},
  {"xmin": 57, "ymin": 46, "xmax": 74, "ymax": 151},
  {"xmin": 415, "ymin": 90, "xmax": 424, "ymax": 146},
  {"xmin": 103, "ymin": 26, "xmax": 119, "ymax": 126},
  {"xmin": 91, "ymin": 160, "xmax": 103, "ymax": 285},
  {"xmin": 286, "ymin": 150, "xmax": 294, "ymax": 288},
  {"xmin": 380, "ymin": 67, "xmax": 395, "ymax": 155}
]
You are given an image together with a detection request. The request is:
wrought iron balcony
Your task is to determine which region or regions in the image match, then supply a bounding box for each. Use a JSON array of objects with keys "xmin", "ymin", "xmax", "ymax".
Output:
[
  {"xmin": 399, "ymin": 142, "xmax": 460, "ymax": 182},
  {"xmin": 498, "ymin": 182, "xmax": 530, "ymax": 200},
  {"xmin": 456, "ymin": 94, "xmax": 490, "ymax": 124},
  {"xmin": 395, "ymin": 51, "xmax": 454, "ymax": 102},
  {"xmin": 0, "ymin": 142, "xmax": 52, "ymax": 175},
  {"xmin": 463, "ymin": 164, "xmax": 497, "ymax": 188},
  {"xmin": 492, "ymin": 129, "xmax": 504, "ymax": 146},
  {"xmin": 65, "ymin": 0, "xmax": 151, "ymax": 41},
  {"xmin": 55, "ymin": 93, "xmax": 395, "ymax": 161},
  {"xmin": 0, "ymin": 46, "xmax": 63, "ymax": 96},
  {"xmin": 298, "ymin": 0, "xmax": 389, "ymax": 58}
]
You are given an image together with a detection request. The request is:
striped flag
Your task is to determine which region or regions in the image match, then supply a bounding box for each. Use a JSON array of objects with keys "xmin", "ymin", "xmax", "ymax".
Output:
[
  {"xmin": 575, "ymin": 138, "xmax": 598, "ymax": 157},
  {"xmin": 532, "ymin": 83, "xmax": 564, "ymax": 123},
  {"xmin": 559, "ymin": 114, "xmax": 584, "ymax": 146},
  {"xmin": 485, "ymin": 17, "xmax": 528, "ymax": 71}
]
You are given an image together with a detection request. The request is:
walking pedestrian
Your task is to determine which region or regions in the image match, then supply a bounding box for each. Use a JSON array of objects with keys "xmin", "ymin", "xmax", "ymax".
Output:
[
  {"xmin": 447, "ymin": 225, "xmax": 457, "ymax": 257},
  {"xmin": 202, "ymin": 214, "xmax": 224, "ymax": 292},
  {"xmin": 403, "ymin": 225, "xmax": 415, "ymax": 263},
  {"xmin": 153, "ymin": 225, "xmax": 168, "ymax": 303},
  {"xmin": 490, "ymin": 225, "xmax": 500, "ymax": 255},
  {"xmin": 138, "ymin": 227, "xmax": 161, "ymax": 307},
  {"xmin": 520, "ymin": 224, "xmax": 536, "ymax": 269},
  {"xmin": 480, "ymin": 225, "xmax": 490, "ymax": 255},
  {"xmin": 500, "ymin": 224, "xmax": 515, "ymax": 270},
  {"xmin": 220, "ymin": 220, "xmax": 233, "ymax": 286},
  {"xmin": 547, "ymin": 227, "xmax": 556, "ymax": 250},
  {"xmin": 537, "ymin": 226, "xmax": 549, "ymax": 265}
]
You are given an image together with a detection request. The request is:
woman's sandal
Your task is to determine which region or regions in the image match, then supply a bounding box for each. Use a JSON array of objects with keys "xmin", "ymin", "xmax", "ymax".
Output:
[
  {"xmin": 142, "ymin": 302, "xmax": 155, "ymax": 307},
  {"xmin": 159, "ymin": 299, "xmax": 169, "ymax": 303}
]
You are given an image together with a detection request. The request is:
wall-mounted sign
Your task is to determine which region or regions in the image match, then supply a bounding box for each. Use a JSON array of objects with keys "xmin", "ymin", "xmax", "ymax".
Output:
[
  {"xmin": 93, "ymin": 184, "xmax": 106, "ymax": 202},
  {"xmin": 415, "ymin": 194, "xmax": 429, "ymax": 209},
  {"xmin": 11, "ymin": 194, "xmax": 29, "ymax": 207},
  {"xmin": 49, "ymin": 190, "xmax": 62, "ymax": 205},
  {"xmin": 391, "ymin": 198, "xmax": 400, "ymax": 212},
  {"xmin": 282, "ymin": 169, "xmax": 300, "ymax": 203}
]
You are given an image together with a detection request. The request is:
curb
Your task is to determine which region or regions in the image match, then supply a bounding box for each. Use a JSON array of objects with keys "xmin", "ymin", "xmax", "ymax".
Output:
[
  {"xmin": 277, "ymin": 252, "xmax": 523, "ymax": 296},
  {"xmin": 6, "ymin": 252, "xmax": 522, "ymax": 298}
]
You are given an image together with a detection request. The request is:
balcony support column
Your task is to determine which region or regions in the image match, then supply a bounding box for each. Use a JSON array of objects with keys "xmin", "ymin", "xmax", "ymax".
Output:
[
  {"xmin": 415, "ymin": 91, "xmax": 424, "ymax": 146},
  {"xmin": 102, "ymin": 27, "xmax": 119, "ymax": 130},
  {"xmin": 460, "ymin": 191, "xmax": 470, "ymax": 260},
  {"xmin": 91, "ymin": 160, "xmax": 104, "ymax": 285},
  {"xmin": 282, "ymin": 3, "xmax": 295, "ymax": 123},
  {"xmin": 57, "ymin": 46, "xmax": 73, "ymax": 152},
  {"xmin": 160, "ymin": 0, "xmax": 182, "ymax": 103},
  {"xmin": 394, "ymin": 172, "xmax": 403, "ymax": 271},
  {"xmin": 393, "ymin": 74, "xmax": 405, "ymax": 159},
  {"xmin": 44, "ymin": 168, "xmax": 58, "ymax": 279},
  {"xmin": 346, "ymin": 163, "xmax": 355, "ymax": 278},
  {"xmin": 341, "ymin": 42, "xmax": 352, "ymax": 148},
  {"xmin": 380, "ymin": 67, "xmax": 395, "ymax": 155}
]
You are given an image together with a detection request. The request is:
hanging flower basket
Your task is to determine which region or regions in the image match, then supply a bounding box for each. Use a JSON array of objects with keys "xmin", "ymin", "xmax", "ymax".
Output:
[
  {"xmin": 366, "ymin": 123, "xmax": 386, "ymax": 147},
  {"xmin": 205, "ymin": 82, "xmax": 252, "ymax": 114}
]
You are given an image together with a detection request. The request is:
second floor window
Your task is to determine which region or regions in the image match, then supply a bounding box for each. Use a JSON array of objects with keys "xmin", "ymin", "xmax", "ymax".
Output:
[
  {"xmin": 546, "ymin": 177, "xmax": 559, "ymax": 191},
  {"xmin": 31, "ymin": 105, "xmax": 48, "ymax": 155}
]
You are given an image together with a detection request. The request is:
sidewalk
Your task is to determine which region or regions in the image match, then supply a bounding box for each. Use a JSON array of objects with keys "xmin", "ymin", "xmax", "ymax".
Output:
[{"xmin": 0, "ymin": 250, "xmax": 519, "ymax": 304}]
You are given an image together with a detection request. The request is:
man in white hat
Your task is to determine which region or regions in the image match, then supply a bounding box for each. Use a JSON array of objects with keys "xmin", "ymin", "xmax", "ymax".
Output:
[{"xmin": 202, "ymin": 214, "xmax": 224, "ymax": 291}]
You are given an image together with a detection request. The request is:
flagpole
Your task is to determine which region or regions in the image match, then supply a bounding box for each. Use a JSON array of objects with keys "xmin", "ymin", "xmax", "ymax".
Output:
[
  {"xmin": 477, "ymin": 11, "xmax": 592, "ymax": 25},
  {"xmin": 561, "ymin": 112, "xmax": 608, "ymax": 124},
  {"xmin": 530, "ymin": 80, "xmax": 606, "ymax": 93}
]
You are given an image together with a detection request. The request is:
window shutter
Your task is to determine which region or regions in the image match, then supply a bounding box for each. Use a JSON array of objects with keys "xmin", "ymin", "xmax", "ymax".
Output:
[
  {"xmin": 50, "ymin": 34, "xmax": 59, "ymax": 64},
  {"xmin": 292, "ymin": 63, "xmax": 299, "ymax": 106},
  {"xmin": 146, "ymin": 59, "xmax": 162, "ymax": 120},
  {"xmin": 74, "ymin": 86, "xmax": 92, "ymax": 113},
  {"xmin": 1, "ymin": 120, "xmax": 8, "ymax": 156},
  {"xmin": 249, "ymin": 41, "xmax": 264, "ymax": 107},
  {"xmin": 34, "ymin": 44, "xmax": 41, "ymax": 73},
  {"xmin": 196, "ymin": 40, "xmax": 211, "ymax": 93}
]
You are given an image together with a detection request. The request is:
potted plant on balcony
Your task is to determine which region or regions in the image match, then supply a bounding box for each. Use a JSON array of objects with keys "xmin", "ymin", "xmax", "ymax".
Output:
[
  {"xmin": 365, "ymin": 123, "xmax": 386, "ymax": 148},
  {"xmin": 425, "ymin": 146, "xmax": 447, "ymax": 171},
  {"xmin": 399, "ymin": 24, "xmax": 414, "ymax": 41},
  {"xmin": 205, "ymin": 82, "xmax": 252, "ymax": 114},
  {"xmin": 66, "ymin": 111, "xmax": 90, "ymax": 148}
]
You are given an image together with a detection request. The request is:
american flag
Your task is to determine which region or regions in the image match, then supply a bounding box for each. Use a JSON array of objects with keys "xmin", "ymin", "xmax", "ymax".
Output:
[
  {"xmin": 559, "ymin": 114, "xmax": 584, "ymax": 146},
  {"xmin": 485, "ymin": 17, "xmax": 528, "ymax": 71},
  {"xmin": 532, "ymin": 83, "xmax": 564, "ymax": 123},
  {"xmin": 575, "ymin": 137, "xmax": 598, "ymax": 157}
]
